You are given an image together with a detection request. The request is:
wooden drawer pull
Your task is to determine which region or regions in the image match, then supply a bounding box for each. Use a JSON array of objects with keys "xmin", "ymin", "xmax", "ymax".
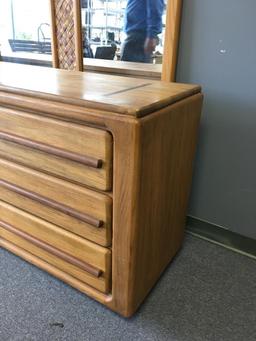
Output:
[
  {"xmin": 0, "ymin": 180, "xmax": 103, "ymax": 228},
  {"xmin": 0, "ymin": 131, "xmax": 103, "ymax": 169},
  {"xmin": 0, "ymin": 220, "xmax": 102, "ymax": 278}
]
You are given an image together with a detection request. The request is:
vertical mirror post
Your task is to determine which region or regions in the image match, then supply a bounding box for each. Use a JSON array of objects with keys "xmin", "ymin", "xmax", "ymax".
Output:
[
  {"xmin": 162, "ymin": 0, "xmax": 183, "ymax": 82},
  {"xmin": 49, "ymin": 0, "xmax": 83, "ymax": 71}
]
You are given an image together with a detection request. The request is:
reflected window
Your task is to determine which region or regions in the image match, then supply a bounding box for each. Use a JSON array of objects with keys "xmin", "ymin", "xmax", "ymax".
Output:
[
  {"xmin": 0, "ymin": 0, "xmax": 52, "ymax": 66},
  {"xmin": 81, "ymin": 0, "xmax": 166, "ymax": 64}
]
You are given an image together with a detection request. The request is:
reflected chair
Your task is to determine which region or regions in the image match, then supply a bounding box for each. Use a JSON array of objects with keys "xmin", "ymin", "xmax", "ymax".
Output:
[{"xmin": 95, "ymin": 44, "xmax": 117, "ymax": 60}]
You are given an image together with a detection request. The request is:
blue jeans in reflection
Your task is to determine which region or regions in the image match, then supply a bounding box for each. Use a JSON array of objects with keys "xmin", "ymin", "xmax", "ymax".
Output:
[{"xmin": 121, "ymin": 31, "xmax": 152, "ymax": 63}]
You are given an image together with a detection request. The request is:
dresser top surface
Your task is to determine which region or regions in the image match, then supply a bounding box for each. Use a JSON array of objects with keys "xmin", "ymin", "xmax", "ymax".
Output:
[{"xmin": 0, "ymin": 62, "xmax": 201, "ymax": 117}]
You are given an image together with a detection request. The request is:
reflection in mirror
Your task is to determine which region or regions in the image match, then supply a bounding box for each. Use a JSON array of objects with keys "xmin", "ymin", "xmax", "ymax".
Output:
[
  {"xmin": 0, "ymin": 0, "xmax": 52, "ymax": 66},
  {"xmin": 81, "ymin": 0, "xmax": 166, "ymax": 65}
]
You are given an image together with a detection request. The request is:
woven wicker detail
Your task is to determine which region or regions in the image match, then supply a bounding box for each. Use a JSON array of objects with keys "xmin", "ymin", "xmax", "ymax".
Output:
[{"xmin": 55, "ymin": 0, "xmax": 76, "ymax": 70}]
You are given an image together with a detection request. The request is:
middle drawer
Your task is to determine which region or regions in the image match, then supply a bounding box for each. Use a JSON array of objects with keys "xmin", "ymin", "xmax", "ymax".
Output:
[{"xmin": 0, "ymin": 159, "xmax": 112, "ymax": 247}]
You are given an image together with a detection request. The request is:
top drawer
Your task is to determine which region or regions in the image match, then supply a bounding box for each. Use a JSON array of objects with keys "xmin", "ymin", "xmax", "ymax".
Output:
[{"xmin": 0, "ymin": 108, "xmax": 112, "ymax": 191}]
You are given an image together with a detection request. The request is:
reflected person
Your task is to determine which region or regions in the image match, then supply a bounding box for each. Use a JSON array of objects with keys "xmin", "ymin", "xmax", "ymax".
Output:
[{"xmin": 121, "ymin": 0, "xmax": 164, "ymax": 63}]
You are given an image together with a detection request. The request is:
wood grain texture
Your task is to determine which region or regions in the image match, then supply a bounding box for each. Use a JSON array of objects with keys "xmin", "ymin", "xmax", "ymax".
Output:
[
  {"xmin": 0, "ymin": 238, "xmax": 112, "ymax": 296},
  {"xmin": 49, "ymin": 0, "xmax": 59, "ymax": 68},
  {"xmin": 1, "ymin": 52, "xmax": 162, "ymax": 79},
  {"xmin": 73, "ymin": 0, "xmax": 83, "ymax": 71},
  {"xmin": 0, "ymin": 180, "xmax": 103, "ymax": 228},
  {"xmin": 83, "ymin": 59, "xmax": 162, "ymax": 80},
  {"xmin": 0, "ymin": 139, "xmax": 110, "ymax": 191},
  {"xmin": 0, "ymin": 220, "xmax": 101, "ymax": 277},
  {"xmin": 130, "ymin": 94, "xmax": 202, "ymax": 311},
  {"xmin": 0, "ymin": 63, "xmax": 203, "ymax": 317},
  {"xmin": 0, "ymin": 159, "xmax": 112, "ymax": 246},
  {"xmin": 0, "ymin": 107, "xmax": 112, "ymax": 190},
  {"xmin": 49, "ymin": 0, "xmax": 83, "ymax": 71},
  {"xmin": 105, "ymin": 94, "xmax": 203, "ymax": 316},
  {"xmin": 162, "ymin": 0, "xmax": 183, "ymax": 82},
  {"xmin": 0, "ymin": 131, "xmax": 102, "ymax": 168},
  {"xmin": 0, "ymin": 186, "xmax": 109, "ymax": 246},
  {"xmin": 0, "ymin": 106, "xmax": 111, "ymax": 158},
  {"xmin": 0, "ymin": 200, "xmax": 111, "ymax": 272},
  {"xmin": 0, "ymin": 62, "xmax": 201, "ymax": 117}
]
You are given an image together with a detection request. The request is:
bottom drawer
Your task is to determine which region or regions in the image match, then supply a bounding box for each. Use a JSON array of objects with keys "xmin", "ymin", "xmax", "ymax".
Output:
[{"xmin": 0, "ymin": 200, "xmax": 111, "ymax": 294}]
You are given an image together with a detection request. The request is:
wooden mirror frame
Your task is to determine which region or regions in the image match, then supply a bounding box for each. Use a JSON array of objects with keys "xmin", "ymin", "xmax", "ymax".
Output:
[
  {"xmin": 162, "ymin": 0, "xmax": 183, "ymax": 81},
  {"xmin": 49, "ymin": 0, "xmax": 83, "ymax": 71},
  {"xmin": 50, "ymin": 0, "xmax": 183, "ymax": 81}
]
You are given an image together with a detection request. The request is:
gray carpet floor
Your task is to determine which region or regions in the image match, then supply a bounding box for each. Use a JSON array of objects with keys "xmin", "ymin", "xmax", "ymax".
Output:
[{"xmin": 0, "ymin": 234, "xmax": 255, "ymax": 341}]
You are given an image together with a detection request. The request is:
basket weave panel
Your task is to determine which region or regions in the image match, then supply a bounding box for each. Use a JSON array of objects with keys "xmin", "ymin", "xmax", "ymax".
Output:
[{"xmin": 55, "ymin": 0, "xmax": 76, "ymax": 70}]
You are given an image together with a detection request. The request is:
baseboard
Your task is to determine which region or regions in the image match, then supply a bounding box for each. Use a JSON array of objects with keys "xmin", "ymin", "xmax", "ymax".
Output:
[{"xmin": 186, "ymin": 216, "xmax": 256, "ymax": 260}]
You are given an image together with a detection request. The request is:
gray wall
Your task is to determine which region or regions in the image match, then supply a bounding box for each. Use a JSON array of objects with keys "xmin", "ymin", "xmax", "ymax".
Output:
[{"xmin": 176, "ymin": 0, "xmax": 256, "ymax": 239}]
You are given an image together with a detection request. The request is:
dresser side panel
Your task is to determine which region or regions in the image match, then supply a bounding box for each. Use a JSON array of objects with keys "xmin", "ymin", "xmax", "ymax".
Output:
[{"xmin": 128, "ymin": 94, "xmax": 203, "ymax": 314}]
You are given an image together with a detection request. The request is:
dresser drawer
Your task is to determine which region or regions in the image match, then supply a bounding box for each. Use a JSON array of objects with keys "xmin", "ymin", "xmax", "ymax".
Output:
[
  {"xmin": 0, "ymin": 159, "xmax": 112, "ymax": 247},
  {"xmin": 0, "ymin": 108, "xmax": 112, "ymax": 191},
  {"xmin": 0, "ymin": 201, "xmax": 111, "ymax": 293}
]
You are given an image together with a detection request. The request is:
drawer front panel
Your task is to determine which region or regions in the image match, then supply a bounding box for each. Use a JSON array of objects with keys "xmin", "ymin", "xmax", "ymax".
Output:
[
  {"xmin": 0, "ymin": 159, "xmax": 112, "ymax": 246},
  {"xmin": 0, "ymin": 186, "xmax": 110, "ymax": 246},
  {"xmin": 0, "ymin": 201, "xmax": 111, "ymax": 293},
  {"xmin": 0, "ymin": 108, "xmax": 112, "ymax": 190}
]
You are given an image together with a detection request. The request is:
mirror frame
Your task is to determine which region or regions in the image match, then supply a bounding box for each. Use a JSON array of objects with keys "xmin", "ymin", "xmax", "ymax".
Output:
[
  {"xmin": 162, "ymin": 0, "xmax": 183, "ymax": 81},
  {"xmin": 49, "ymin": 0, "xmax": 83, "ymax": 71},
  {"xmin": 50, "ymin": 0, "xmax": 183, "ymax": 80}
]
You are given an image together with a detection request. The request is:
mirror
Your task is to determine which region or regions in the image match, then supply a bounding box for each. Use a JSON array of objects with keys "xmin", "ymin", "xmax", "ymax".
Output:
[
  {"xmin": 80, "ymin": 0, "xmax": 167, "ymax": 65},
  {"xmin": 0, "ymin": 0, "xmax": 52, "ymax": 65},
  {"xmin": 0, "ymin": 0, "xmax": 182, "ymax": 81}
]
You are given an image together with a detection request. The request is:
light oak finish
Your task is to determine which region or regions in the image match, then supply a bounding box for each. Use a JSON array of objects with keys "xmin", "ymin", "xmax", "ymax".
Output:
[
  {"xmin": 0, "ymin": 185, "xmax": 108, "ymax": 246},
  {"xmin": 0, "ymin": 220, "xmax": 101, "ymax": 277},
  {"xmin": 0, "ymin": 179, "xmax": 103, "ymax": 228},
  {"xmin": 73, "ymin": 0, "xmax": 83, "ymax": 71},
  {"xmin": 49, "ymin": 0, "xmax": 59, "ymax": 68},
  {"xmin": 0, "ymin": 200, "xmax": 109, "ymax": 267},
  {"xmin": 49, "ymin": 0, "xmax": 83, "ymax": 71},
  {"xmin": 0, "ymin": 131, "xmax": 103, "ymax": 168},
  {"xmin": 83, "ymin": 59, "xmax": 162, "ymax": 80},
  {"xmin": 0, "ymin": 226, "xmax": 108, "ymax": 292},
  {"xmin": 0, "ymin": 201, "xmax": 111, "ymax": 293},
  {"xmin": 0, "ymin": 159, "xmax": 112, "ymax": 246},
  {"xmin": 0, "ymin": 238, "xmax": 111, "ymax": 303},
  {"xmin": 162, "ymin": 0, "xmax": 183, "ymax": 81},
  {"xmin": 0, "ymin": 107, "xmax": 112, "ymax": 190},
  {"xmin": 0, "ymin": 62, "xmax": 202, "ymax": 317},
  {"xmin": 1, "ymin": 52, "xmax": 161, "ymax": 80},
  {"xmin": 0, "ymin": 63, "xmax": 200, "ymax": 117},
  {"xmin": 128, "ymin": 94, "xmax": 202, "ymax": 307}
]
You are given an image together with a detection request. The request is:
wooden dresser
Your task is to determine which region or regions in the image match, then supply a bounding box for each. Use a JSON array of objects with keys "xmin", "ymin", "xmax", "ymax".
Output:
[{"xmin": 0, "ymin": 62, "xmax": 203, "ymax": 317}]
